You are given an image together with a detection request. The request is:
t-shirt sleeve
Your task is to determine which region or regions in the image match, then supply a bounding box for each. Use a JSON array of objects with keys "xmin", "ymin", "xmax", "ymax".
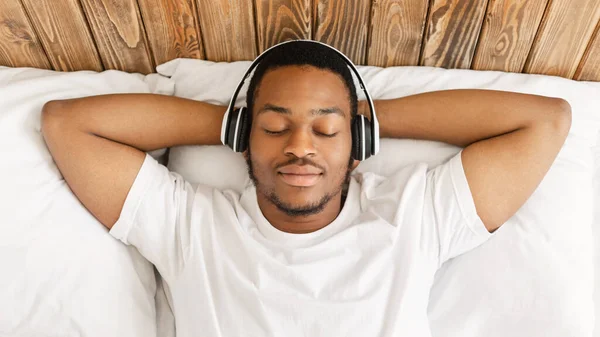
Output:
[
  {"xmin": 109, "ymin": 153, "xmax": 199, "ymax": 281},
  {"xmin": 423, "ymin": 150, "xmax": 494, "ymax": 267}
]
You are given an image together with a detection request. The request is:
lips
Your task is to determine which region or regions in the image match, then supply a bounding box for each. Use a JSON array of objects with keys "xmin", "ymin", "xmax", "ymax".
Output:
[
  {"xmin": 277, "ymin": 165, "xmax": 323, "ymax": 187},
  {"xmin": 278, "ymin": 173, "xmax": 321, "ymax": 187},
  {"xmin": 278, "ymin": 165, "xmax": 322, "ymax": 175}
]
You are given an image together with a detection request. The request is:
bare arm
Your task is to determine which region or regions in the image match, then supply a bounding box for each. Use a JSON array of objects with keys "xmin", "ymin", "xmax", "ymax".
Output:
[
  {"xmin": 361, "ymin": 89, "xmax": 571, "ymax": 233},
  {"xmin": 41, "ymin": 94, "xmax": 226, "ymax": 229}
]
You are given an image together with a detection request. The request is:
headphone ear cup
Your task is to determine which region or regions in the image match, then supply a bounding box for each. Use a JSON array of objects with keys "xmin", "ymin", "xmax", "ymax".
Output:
[
  {"xmin": 351, "ymin": 116, "xmax": 362, "ymax": 160},
  {"xmin": 236, "ymin": 107, "xmax": 250, "ymax": 152},
  {"xmin": 225, "ymin": 108, "xmax": 239, "ymax": 150},
  {"xmin": 363, "ymin": 116, "xmax": 372, "ymax": 159},
  {"xmin": 351, "ymin": 115, "xmax": 373, "ymax": 161},
  {"xmin": 225, "ymin": 107, "xmax": 247, "ymax": 152}
]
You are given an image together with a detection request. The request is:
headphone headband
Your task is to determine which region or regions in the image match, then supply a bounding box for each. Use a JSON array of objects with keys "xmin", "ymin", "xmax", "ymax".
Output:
[{"xmin": 221, "ymin": 39, "xmax": 380, "ymax": 157}]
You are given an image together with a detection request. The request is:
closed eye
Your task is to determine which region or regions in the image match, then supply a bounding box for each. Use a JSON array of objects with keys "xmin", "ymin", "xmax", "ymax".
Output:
[
  {"xmin": 264, "ymin": 129, "xmax": 286, "ymax": 135},
  {"xmin": 263, "ymin": 129, "xmax": 337, "ymax": 137},
  {"xmin": 315, "ymin": 131, "xmax": 338, "ymax": 138}
]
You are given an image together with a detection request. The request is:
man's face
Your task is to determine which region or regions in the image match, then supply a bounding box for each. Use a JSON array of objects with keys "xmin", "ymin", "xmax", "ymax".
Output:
[{"xmin": 246, "ymin": 65, "xmax": 356, "ymax": 217}]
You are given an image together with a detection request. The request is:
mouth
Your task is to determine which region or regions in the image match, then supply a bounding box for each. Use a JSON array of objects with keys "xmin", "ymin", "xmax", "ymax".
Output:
[{"xmin": 278, "ymin": 173, "xmax": 322, "ymax": 187}]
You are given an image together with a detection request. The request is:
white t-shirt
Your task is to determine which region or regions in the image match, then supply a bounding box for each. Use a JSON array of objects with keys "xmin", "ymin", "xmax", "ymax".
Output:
[{"xmin": 110, "ymin": 150, "xmax": 493, "ymax": 337}]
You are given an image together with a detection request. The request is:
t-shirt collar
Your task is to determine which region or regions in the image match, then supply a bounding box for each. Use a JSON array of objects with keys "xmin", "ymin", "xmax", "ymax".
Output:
[{"xmin": 240, "ymin": 178, "xmax": 360, "ymax": 248}]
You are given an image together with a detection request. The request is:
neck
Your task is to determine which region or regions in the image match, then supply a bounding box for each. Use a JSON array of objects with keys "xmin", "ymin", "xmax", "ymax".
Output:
[{"xmin": 256, "ymin": 191, "xmax": 345, "ymax": 234}]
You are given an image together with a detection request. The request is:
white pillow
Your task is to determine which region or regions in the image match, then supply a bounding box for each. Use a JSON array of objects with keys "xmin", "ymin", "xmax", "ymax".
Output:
[
  {"xmin": 0, "ymin": 66, "xmax": 173, "ymax": 337},
  {"xmin": 157, "ymin": 58, "xmax": 599, "ymax": 337},
  {"xmin": 594, "ymin": 133, "xmax": 600, "ymax": 337}
]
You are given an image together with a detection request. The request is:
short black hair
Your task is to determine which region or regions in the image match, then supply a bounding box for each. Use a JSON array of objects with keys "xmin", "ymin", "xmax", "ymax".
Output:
[{"xmin": 245, "ymin": 41, "xmax": 358, "ymax": 127}]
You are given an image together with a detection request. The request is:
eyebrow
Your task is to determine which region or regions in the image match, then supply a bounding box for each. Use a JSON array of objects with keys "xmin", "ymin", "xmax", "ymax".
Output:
[{"xmin": 257, "ymin": 103, "xmax": 345, "ymax": 118}]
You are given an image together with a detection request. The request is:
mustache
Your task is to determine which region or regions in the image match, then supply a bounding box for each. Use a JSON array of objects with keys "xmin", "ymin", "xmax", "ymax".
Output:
[{"xmin": 275, "ymin": 157, "xmax": 326, "ymax": 172}]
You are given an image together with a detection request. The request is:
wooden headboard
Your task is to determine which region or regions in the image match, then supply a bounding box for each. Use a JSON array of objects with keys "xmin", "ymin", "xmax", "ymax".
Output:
[{"xmin": 1, "ymin": 0, "xmax": 599, "ymax": 82}]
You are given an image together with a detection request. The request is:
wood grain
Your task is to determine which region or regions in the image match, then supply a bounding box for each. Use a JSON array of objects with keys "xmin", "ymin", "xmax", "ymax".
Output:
[
  {"xmin": 137, "ymin": 0, "xmax": 204, "ymax": 66},
  {"xmin": 313, "ymin": 0, "xmax": 371, "ymax": 65},
  {"xmin": 574, "ymin": 20, "xmax": 600, "ymax": 81},
  {"xmin": 254, "ymin": 0, "xmax": 311, "ymax": 54},
  {"xmin": 195, "ymin": 0, "xmax": 257, "ymax": 61},
  {"xmin": 420, "ymin": 0, "xmax": 488, "ymax": 69},
  {"xmin": 1, "ymin": 0, "xmax": 600, "ymax": 82},
  {"xmin": 523, "ymin": 0, "xmax": 600, "ymax": 78},
  {"xmin": 20, "ymin": 0, "xmax": 102, "ymax": 71},
  {"xmin": 368, "ymin": 0, "xmax": 429, "ymax": 67},
  {"xmin": 79, "ymin": 0, "xmax": 153, "ymax": 74},
  {"xmin": 0, "ymin": 0, "xmax": 50, "ymax": 69},
  {"xmin": 471, "ymin": 0, "xmax": 548, "ymax": 72}
]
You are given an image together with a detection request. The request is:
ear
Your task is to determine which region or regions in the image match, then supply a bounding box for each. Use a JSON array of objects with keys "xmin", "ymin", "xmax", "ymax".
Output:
[
  {"xmin": 242, "ymin": 149, "xmax": 249, "ymax": 160},
  {"xmin": 350, "ymin": 159, "xmax": 360, "ymax": 171}
]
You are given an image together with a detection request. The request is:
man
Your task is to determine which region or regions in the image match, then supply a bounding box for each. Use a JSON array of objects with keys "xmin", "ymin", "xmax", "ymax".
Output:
[{"xmin": 41, "ymin": 41, "xmax": 571, "ymax": 336}]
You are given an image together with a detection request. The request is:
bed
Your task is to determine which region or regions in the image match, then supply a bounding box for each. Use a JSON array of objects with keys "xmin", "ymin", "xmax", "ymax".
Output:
[{"xmin": 1, "ymin": 1, "xmax": 599, "ymax": 337}]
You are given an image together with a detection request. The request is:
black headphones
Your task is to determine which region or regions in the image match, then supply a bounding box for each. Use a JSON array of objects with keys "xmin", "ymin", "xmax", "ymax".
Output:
[{"xmin": 220, "ymin": 39, "xmax": 380, "ymax": 161}]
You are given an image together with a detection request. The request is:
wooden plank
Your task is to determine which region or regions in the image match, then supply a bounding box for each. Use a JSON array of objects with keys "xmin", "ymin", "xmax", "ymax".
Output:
[
  {"xmin": 20, "ymin": 0, "xmax": 102, "ymax": 72},
  {"xmin": 0, "ymin": 0, "xmax": 51, "ymax": 69},
  {"xmin": 523, "ymin": 0, "xmax": 600, "ymax": 78},
  {"xmin": 137, "ymin": 0, "xmax": 205, "ymax": 66},
  {"xmin": 80, "ymin": 0, "xmax": 153, "ymax": 74},
  {"xmin": 420, "ymin": 0, "xmax": 488, "ymax": 69},
  {"xmin": 254, "ymin": 0, "xmax": 311, "ymax": 54},
  {"xmin": 313, "ymin": 0, "xmax": 371, "ymax": 65},
  {"xmin": 195, "ymin": 0, "xmax": 257, "ymax": 62},
  {"xmin": 367, "ymin": 0, "xmax": 429, "ymax": 67},
  {"xmin": 471, "ymin": 0, "xmax": 548, "ymax": 73},
  {"xmin": 574, "ymin": 20, "xmax": 600, "ymax": 81}
]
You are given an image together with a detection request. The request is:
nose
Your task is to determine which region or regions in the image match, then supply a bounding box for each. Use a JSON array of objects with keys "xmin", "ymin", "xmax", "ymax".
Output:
[{"xmin": 283, "ymin": 128, "xmax": 316, "ymax": 158}]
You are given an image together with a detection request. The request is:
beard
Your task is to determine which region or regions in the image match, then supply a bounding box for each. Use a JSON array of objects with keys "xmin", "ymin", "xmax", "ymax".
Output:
[{"xmin": 246, "ymin": 146, "xmax": 353, "ymax": 217}]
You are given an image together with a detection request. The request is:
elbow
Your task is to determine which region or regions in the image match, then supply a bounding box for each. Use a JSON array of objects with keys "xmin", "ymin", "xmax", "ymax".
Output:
[
  {"xmin": 546, "ymin": 98, "xmax": 572, "ymax": 136},
  {"xmin": 41, "ymin": 100, "xmax": 69, "ymax": 134},
  {"xmin": 42, "ymin": 99, "xmax": 66, "ymax": 118},
  {"xmin": 553, "ymin": 97, "xmax": 572, "ymax": 117}
]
